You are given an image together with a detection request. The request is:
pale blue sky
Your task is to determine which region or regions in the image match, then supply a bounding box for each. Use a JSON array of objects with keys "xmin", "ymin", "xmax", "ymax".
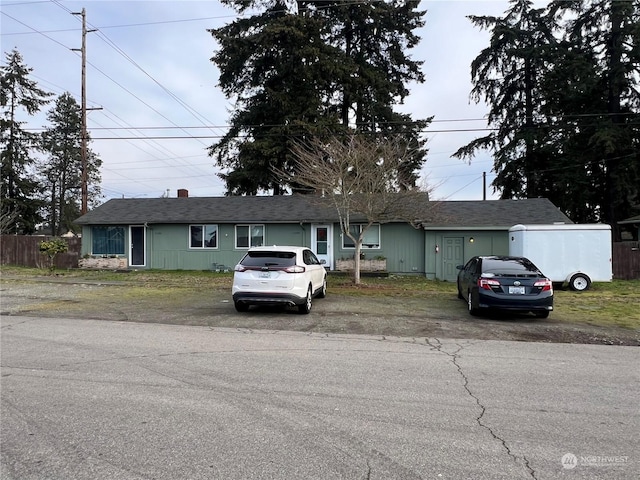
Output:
[{"xmin": 1, "ymin": 0, "xmax": 544, "ymax": 202}]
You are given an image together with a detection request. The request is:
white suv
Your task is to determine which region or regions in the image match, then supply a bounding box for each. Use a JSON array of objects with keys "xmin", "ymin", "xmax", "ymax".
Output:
[{"xmin": 232, "ymin": 246, "xmax": 327, "ymax": 314}]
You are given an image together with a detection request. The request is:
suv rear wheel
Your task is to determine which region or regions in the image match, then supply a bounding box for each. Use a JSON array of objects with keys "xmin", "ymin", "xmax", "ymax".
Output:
[
  {"xmin": 298, "ymin": 286, "xmax": 312, "ymax": 314},
  {"xmin": 317, "ymin": 278, "xmax": 327, "ymax": 298},
  {"xmin": 234, "ymin": 301, "xmax": 249, "ymax": 312}
]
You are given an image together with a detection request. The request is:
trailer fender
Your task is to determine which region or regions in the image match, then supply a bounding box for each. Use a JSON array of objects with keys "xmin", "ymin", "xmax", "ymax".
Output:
[{"xmin": 566, "ymin": 272, "xmax": 592, "ymax": 292}]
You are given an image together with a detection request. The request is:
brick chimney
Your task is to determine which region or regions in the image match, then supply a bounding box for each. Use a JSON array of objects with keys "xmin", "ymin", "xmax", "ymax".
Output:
[{"xmin": 177, "ymin": 189, "xmax": 189, "ymax": 198}]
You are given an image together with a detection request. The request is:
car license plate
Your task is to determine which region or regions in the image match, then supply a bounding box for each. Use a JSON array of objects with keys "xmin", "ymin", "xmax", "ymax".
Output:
[
  {"xmin": 509, "ymin": 286, "xmax": 525, "ymax": 294},
  {"xmin": 259, "ymin": 271, "xmax": 270, "ymax": 279}
]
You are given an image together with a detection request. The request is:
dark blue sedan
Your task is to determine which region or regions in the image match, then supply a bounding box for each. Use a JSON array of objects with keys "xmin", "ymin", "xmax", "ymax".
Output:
[{"xmin": 456, "ymin": 256, "xmax": 554, "ymax": 318}]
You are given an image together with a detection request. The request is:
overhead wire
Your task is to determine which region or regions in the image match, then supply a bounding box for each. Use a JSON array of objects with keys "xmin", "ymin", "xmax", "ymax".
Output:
[
  {"xmin": 7, "ymin": 0, "xmax": 634, "ymax": 200},
  {"xmin": 0, "ymin": 1, "xmax": 491, "ymax": 199},
  {"xmin": 32, "ymin": 0, "xmax": 226, "ymax": 187}
]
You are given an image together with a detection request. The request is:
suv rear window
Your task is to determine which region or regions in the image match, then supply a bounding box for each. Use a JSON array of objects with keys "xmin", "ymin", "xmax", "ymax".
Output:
[{"xmin": 241, "ymin": 251, "xmax": 297, "ymax": 267}]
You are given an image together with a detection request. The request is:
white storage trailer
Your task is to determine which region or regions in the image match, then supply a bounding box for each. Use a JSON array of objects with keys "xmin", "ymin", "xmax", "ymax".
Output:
[{"xmin": 508, "ymin": 224, "xmax": 612, "ymax": 291}]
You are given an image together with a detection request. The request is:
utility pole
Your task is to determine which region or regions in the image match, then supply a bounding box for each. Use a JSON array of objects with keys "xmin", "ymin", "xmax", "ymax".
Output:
[
  {"xmin": 72, "ymin": 8, "xmax": 97, "ymax": 215},
  {"xmin": 482, "ymin": 171, "xmax": 486, "ymax": 201}
]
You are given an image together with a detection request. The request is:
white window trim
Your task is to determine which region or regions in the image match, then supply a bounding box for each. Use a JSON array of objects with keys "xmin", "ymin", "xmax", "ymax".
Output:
[
  {"xmin": 189, "ymin": 224, "xmax": 219, "ymax": 249},
  {"xmin": 342, "ymin": 224, "xmax": 381, "ymax": 249},
  {"xmin": 235, "ymin": 224, "xmax": 265, "ymax": 249}
]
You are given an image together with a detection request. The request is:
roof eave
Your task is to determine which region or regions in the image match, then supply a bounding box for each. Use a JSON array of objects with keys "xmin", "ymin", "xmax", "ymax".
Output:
[{"xmin": 422, "ymin": 225, "xmax": 514, "ymax": 231}]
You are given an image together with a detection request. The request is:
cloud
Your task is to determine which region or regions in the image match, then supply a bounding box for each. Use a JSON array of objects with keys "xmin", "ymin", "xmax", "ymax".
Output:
[{"xmin": 2, "ymin": 0, "xmax": 543, "ymax": 201}]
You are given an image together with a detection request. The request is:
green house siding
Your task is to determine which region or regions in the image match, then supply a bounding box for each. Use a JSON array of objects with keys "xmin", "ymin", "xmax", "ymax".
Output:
[
  {"xmin": 380, "ymin": 223, "xmax": 425, "ymax": 274},
  {"xmin": 150, "ymin": 223, "xmax": 313, "ymax": 270},
  {"xmin": 82, "ymin": 222, "xmax": 427, "ymax": 273},
  {"xmin": 81, "ymin": 222, "xmax": 509, "ymax": 278},
  {"xmin": 82, "ymin": 223, "xmax": 313, "ymax": 270},
  {"xmin": 263, "ymin": 224, "xmax": 309, "ymax": 247},
  {"xmin": 424, "ymin": 230, "xmax": 510, "ymax": 281},
  {"xmin": 332, "ymin": 223, "xmax": 425, "ymax": 274}
]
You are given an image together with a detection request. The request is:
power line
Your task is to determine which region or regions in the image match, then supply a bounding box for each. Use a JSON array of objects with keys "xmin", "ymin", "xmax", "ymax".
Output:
[
  {"xmin": 0, "ymin": 10, "xmax": 71, "ymax": 50},
  {"xmin": 50, "ymin": 2, "xmax": 224, "ymax": 148},
  {"xmin": 81, "ymin": 129, "xmax": 495, "ymax": 140},
  {"xmin": 2, "ymin": 2, "xmax": 225, "ymax": 160},
  {"xmin": 91, "ymin": 113, "xmax": 224, "ymax": 189},
  {"xmin": 0, "ymin": 12, "xmax": 241, "ymax": 35}
]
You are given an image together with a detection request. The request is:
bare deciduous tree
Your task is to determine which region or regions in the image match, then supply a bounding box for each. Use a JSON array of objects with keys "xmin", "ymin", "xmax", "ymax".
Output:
[{"xmin": 276, "ymin": 133, "xmax": 436, "ymax": 284}]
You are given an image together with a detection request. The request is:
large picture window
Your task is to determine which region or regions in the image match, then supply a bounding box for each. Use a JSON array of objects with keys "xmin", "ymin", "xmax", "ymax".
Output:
[
  {"xmin": 235, "ymin": 225, "xmax": 264, "ymax": 248},
  {"xmin": 190, "ymin": 225, "xmax": 218, "ymax": 248},
  {"xmin": 342, "ymin": 224, "xmax": 380, "ymax": 249},
  {"xmin": 92, "ymin": 226, "xmax": 125, "ymax": 255}
]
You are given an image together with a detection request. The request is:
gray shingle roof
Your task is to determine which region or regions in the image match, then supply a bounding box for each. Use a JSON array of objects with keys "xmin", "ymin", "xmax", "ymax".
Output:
[
  {"xmin": 421, "ymin": 198, "xmax": 574, "ymax": 228},
  {"xmin": 74, "ymin": 195, "xmax": 337, "ymax": 225},
  {"xmin": 75, "ymin": 195, "xmax": 573, "ymax": 228}
]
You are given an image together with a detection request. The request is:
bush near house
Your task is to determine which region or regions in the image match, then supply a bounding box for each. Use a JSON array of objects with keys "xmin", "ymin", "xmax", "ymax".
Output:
[{"xmin": 39, "ymin": 238, "xmax": 68, "ymax": 272}]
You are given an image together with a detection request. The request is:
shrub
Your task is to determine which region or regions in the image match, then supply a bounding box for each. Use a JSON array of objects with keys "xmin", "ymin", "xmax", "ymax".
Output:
[{"xmin": 39, "ymin": 238, "xmax": 68, "ymax": 272}]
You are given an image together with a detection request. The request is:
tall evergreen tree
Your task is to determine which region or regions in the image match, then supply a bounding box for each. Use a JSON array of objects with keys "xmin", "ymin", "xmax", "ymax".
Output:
[
  {"xmin": 550, "ymin": 0, "xmax": 640, "ymax": 239},
  {"xmin": 456, "ymin": 0, "xmax": 639, "ymax": 238},
  {"xmin": 535, "ymin": 21, "xmax": 607, "ymax": 223},
  {"xmin": 0, "ymin": 49, "xmax": 51, "ymax": 233},
  {"xmin": 452, "ymin": 0, "xmax": 555, "ymax": 199},
  {"xmin": 209, "ymin": 0, "xmax": 429, "ymax": 194},
  {"xmin": 318, "ymin": 0, "xmax": 429, "ymax": 189},
  {"xmin": 39, "ymin": 93, "xmax": 102, "ymax": 235},
  {"xmin": 209, "ymin": 1, "xmax": 337, "ymax": 195}
]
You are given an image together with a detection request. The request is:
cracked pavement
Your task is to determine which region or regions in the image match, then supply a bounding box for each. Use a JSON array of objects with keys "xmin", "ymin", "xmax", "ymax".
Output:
[
  {"xmin": 426, "ymin": 338, "xmax": 537, "ymax": 479},
  {"xmin": 2, "ymin": 316, "xmax": 638, "ymax": 479}
]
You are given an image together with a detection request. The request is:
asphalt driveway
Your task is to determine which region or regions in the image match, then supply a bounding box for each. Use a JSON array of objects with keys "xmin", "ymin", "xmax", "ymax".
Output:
[{"xmin": 1, "ymin": 277, "xmax": 638, "ymax": 346}]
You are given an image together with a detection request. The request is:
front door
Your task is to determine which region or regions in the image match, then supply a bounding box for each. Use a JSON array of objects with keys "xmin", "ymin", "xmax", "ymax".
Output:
[
  {"xmin": 312, "ymin": 225, "xmax": 332, "ymax": 270},
  {"xmin": 442, "ymin": 237, "xmax": 463, "ymax": 282},
  {"xmin": 130, "ymin": 226, "xmax": 146, "ymax": 267}
]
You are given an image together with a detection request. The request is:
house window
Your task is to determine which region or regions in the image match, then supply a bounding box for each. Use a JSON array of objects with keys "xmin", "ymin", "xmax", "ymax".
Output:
[
  {"xmin": 236, "ymin": 225, "xmax": 264, "ymax": 248},
  {"xmin": 190, "ymin": 225, "xmax": 218, "ymax": 248},
  {"xmin": 92, "ymin": 226, "xmax": 125, "ymax": 255},
  {"xmin": 342, "ymin": 224, "xmax": 381, "ymax": 249}
]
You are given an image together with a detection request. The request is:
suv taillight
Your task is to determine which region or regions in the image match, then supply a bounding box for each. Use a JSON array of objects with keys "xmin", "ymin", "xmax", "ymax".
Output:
[
  {"xmin": 234, "ymin": 265, "xmax": 247, "ymax": 272},
  {"xmin": 284, "ymin": 266, "xmax": 305, "ymax": 273}
]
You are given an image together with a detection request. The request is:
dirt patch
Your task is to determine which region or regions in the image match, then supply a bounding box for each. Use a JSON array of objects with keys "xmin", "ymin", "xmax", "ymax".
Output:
[{"xmin": 1, "ymin": 278, "xmax": 638, "ymax": 346}]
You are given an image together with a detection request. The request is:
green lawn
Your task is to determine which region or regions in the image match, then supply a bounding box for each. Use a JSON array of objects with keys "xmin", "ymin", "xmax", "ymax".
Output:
[{"xmin": 2, "ymin": 266, "xmax": 639, "ymax": 329}]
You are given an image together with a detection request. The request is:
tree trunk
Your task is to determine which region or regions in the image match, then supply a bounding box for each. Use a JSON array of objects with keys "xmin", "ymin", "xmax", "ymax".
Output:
[
  {"xmin": 50, "ymin": 181, "xmax": 57, "ymax": 236},
  {"xmin": 353, "ymin": 242, "xmax": 362, "ymax": 285},
  {"xmin": 603, "ymin": 1, "xmax": 625, "ymax": 241},
  {"xmin": 524, "ymin": 55, "xmax": 536, "ymax": 198}
]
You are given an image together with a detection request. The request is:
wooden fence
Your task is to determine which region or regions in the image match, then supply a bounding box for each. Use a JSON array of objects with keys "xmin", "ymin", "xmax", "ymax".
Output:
[
  {"xmin": 1, "ymin": 235, "xmax": 81, "ymax": 269},
  {"xmin": 612, "ymin": 241, "xmax": 640, "ymax": 280}
]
